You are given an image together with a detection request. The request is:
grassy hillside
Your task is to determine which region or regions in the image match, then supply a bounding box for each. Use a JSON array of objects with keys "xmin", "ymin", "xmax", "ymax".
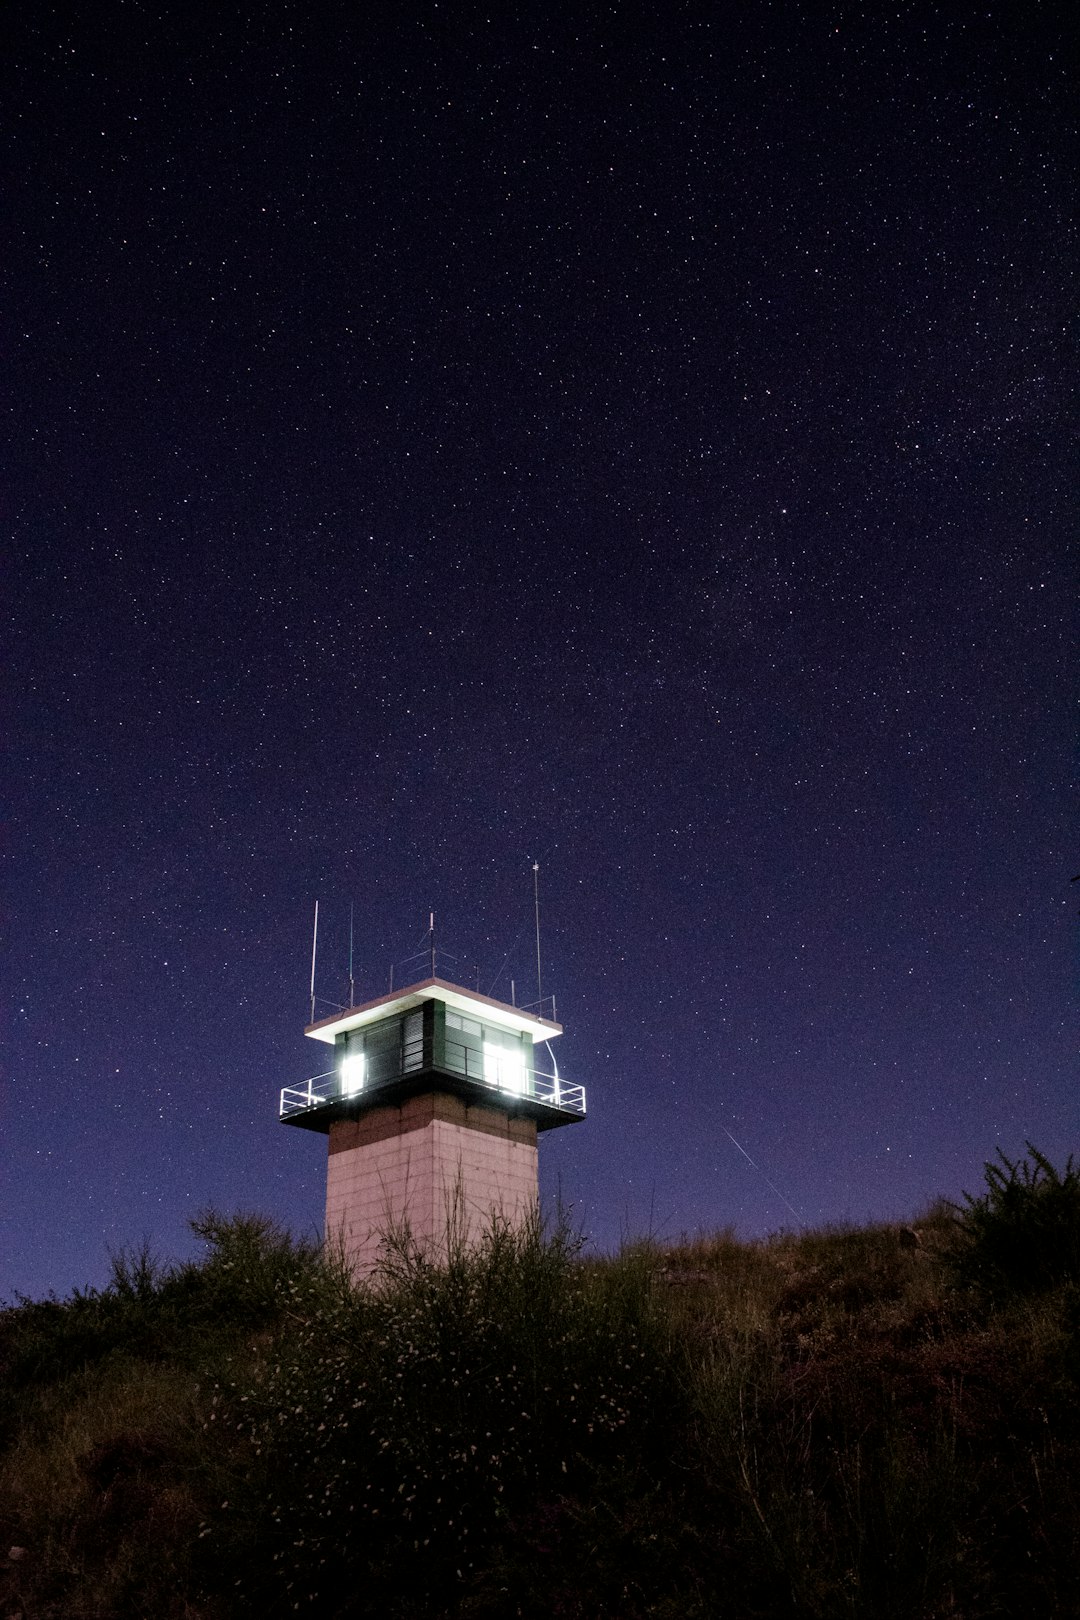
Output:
[{"xmin": 2, "ymin": 1150, "xmax": 1079, "ymax": 1618}]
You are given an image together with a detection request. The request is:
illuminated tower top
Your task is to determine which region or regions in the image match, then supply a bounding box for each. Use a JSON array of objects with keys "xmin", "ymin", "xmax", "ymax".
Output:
[{"xmin": 280, "ymin": 977, "xmax": 586, "ymax": 1132}]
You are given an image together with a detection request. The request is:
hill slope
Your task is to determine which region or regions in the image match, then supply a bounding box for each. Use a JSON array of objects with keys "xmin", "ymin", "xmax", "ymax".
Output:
[{"xmin": 2, "ymin": 1163, "xmax": 1079, "ymax": 1618}]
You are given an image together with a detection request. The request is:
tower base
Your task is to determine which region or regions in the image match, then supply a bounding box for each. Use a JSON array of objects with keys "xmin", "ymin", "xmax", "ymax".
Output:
[{"xmin": 326, "ymin": 1091, "xmax": 539, "ymax": 1277}]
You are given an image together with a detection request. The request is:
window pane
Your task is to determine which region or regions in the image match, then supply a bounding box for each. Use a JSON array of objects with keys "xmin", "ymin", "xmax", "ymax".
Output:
[
  {"xmin": 340, "ymin": 1053, "xmax": 366, "ymax": 1097},
  {"xmin": 403, "ymin": 1010, "xmax": 423, "ymax": 1071},
  {"xmin": 484, "ymin": 1042, "xmax": 526, "ymax": 1095}
]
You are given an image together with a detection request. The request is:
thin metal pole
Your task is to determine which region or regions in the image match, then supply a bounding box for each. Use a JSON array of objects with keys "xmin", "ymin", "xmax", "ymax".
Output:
[
  {"xmin": 429, "ymin": 911, "xmax": 436, "ymax": 978},
  {"xmin": 348, "ymin": 902, "xmax": 355, "ymax": 1008},
  {"xmin": 309, "ymin": 900, "xmax": 319, "ymax": 1023},
  {"xmin": 532, "ymin": 862, "xmax": 542, "ymax": 1009}
]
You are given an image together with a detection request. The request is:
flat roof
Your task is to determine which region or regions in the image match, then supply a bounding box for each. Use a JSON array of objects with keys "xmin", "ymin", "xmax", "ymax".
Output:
[{"xmin": 304, "ymin": 977, "xmax": 563, "ymax": 1045}]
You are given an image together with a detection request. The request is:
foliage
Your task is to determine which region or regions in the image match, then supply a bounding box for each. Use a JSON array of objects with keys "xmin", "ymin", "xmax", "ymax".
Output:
[
  {"xmin": 201, "ymin": 1211, "xmax": 677, "ymax": 1615},
  {"xmin": 0, "ymin": 1215, "xmax": 335, "ymax": 1401},
  {"xmin": 953, "ymin": 1143, "xmax": 1080, "ymax": 1298},
  {"xmin": 1, "ymin": 1188, "xmax": 1079, "ymax": 1618}
]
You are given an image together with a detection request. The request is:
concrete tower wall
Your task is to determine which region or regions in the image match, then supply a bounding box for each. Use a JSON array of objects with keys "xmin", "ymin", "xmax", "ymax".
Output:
[{"xmin": 326, "ymin": 1092, "xmax": 539, "ymax": 1277}]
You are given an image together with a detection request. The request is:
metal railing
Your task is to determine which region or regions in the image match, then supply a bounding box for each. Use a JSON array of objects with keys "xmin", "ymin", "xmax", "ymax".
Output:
[
  {"xmin": 279, "ymin": 1063, "xmax": 585, "ymax": 1120},
  {"xmin": 279, "ymin": 1070, "xmax": 337, "ymax": 1117},
  {"xmin": 526, "ymin": 1067, "xmax": 586, "ymax": 1114}
]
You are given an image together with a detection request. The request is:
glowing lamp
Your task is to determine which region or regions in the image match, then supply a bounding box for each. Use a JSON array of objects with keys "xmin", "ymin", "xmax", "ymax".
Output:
[
  {"xmin": 340, "ymin": 1053, "xmax": 366, "ymax": 1097},
  {"xmin": 485, "ymin": 1042, "xmax": 527, "ymax": 1096}
]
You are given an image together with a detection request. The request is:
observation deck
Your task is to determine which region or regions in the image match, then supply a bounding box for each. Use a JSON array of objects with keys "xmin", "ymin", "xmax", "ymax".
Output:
[{"xmin": 278, "ymin": 977, "xmax": 585, "ymax": 1134}]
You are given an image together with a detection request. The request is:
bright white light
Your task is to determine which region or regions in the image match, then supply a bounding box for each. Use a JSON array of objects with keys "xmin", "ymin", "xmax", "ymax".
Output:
[
  {"xmin": 484, "ymin": 1042, "xmax": 526, "ymax": 1097},
  {"xmin": 340, "ymin": 1053, "xmax": 366, "ymax": 1097}
]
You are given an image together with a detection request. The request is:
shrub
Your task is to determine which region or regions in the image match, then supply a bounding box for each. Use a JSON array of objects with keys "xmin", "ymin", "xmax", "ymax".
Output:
[
  {"xmin": 0, "ymin": 1214, "xmax": 338, "ymax": 1405},
  {"xmin": 5, "ymin": 1181, "xmax": 1080, "ymax": 1618},
  {"xmin": 953, "ymin": 1144, "xmax": 1080, "ymax": 1298},
  {"xmin": 201, "ymin": 1211, "xmax": 680, "ymax": 1616}
]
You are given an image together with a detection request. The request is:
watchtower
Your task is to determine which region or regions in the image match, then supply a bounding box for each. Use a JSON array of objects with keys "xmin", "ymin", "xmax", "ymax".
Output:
[{"xmin": 280, "ymin": 978, "xmax": 586, "ymax": 1276}]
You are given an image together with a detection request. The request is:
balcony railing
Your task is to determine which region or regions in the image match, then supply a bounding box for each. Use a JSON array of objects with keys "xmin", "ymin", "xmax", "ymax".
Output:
[
  {"xmin": 279, "ymin": 1062, "xmax": 586, "ymax": 1121},
  {"xmin": 279, "ymin": 1070, "xmax": 338, "ymax": 1117}
]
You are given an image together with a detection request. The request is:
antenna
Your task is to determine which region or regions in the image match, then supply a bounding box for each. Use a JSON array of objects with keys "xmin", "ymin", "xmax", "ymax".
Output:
[
  {"xmin": 348, "ymin": 901, "xmax": 355, "ymax": 1008},
  {"xmin": 309, "ymin": 900, "xmax": 319, "ymax": 1024},
  {"xmin": 532, "ymin": 861, "xmax": 542, "ymax": 1008},
  {"xmin": 429, "ymin": 911, "xmax": 436, "ymax": 978}
]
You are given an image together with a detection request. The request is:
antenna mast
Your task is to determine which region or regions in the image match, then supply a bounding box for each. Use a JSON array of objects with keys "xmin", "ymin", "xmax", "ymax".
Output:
[
  {"xmin": 532, "ymin": 861, "xmax": 542, "ymax": 1009},
  {"xmin": 348, "ymin": 901, "xmax": 355, "ymax": 1008},
  {"xmin": 429, "ymin": 911, "xmax": 436, "ymax": 978},
  {"xmin": 309, "ymin": 900, "xmax": 319, "ymax": 1023}
]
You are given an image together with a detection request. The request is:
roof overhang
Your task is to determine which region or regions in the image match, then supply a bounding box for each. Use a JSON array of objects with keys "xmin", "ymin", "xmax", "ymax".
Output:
[{"xmin": 305, "ymin": 977, "xmax": 563, "ymax": 1046}]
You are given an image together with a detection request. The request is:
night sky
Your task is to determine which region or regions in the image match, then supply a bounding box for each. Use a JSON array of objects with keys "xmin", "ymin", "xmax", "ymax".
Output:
[{"xmin": 5, "ymin": 1, "xmax": 1075, "ymax": 1301}]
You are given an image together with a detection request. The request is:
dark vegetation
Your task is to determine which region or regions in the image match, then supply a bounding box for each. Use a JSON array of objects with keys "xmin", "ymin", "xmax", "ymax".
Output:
[{"xmin": 2, "ymin": 1146, "xmax": 1079, "ymax": 1618}]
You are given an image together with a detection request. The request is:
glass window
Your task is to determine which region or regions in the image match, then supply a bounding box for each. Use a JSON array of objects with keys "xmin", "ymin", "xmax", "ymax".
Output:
[
  {"xmin": 340, "ymin": 1052, "xmax": 366, "ymax": 1097},
  {"xmin": 403, "ymin": 1010, "xmax": 424, "ymax": 1071},
  {"xmin": 484, "ymin": 1041, "xmax": 527, "ymax": 1096},
  {"xmin": 446, "ymin": 1011, "xmax": 482, "ymax": 1037}
]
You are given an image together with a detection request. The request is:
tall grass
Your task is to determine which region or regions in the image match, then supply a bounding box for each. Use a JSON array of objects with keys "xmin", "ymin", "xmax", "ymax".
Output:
[
  {"xmin": 200, "ymin": 1209, "xmax": 678, "ymax": 1616},
  {"xmin": 2, "ymin": 1162, "xmax": 1079, "ymax": 1618}
]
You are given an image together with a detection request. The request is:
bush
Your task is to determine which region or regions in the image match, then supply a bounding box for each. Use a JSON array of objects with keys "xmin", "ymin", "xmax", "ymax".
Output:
[
  {"xmin": 0, "ymin": 1215, "xmax": 336, "ymax": 1403},
  {"xmin": 202, "ymin": 1211, "xmax": 680, "ymax": 1617},
  {"xmin": 953, "ymin": 1144, "xmax": 1080, "ymax": 1298},
  {"xmin": 5, "ymin": 1183, "xmax": 1080, "ymax": 1618}
]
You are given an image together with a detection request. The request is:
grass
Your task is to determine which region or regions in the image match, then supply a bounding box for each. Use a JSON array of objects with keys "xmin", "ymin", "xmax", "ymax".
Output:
[{"xmin": 2, "ymin": 1155, "xmax": 1079, "ymax": 1617}]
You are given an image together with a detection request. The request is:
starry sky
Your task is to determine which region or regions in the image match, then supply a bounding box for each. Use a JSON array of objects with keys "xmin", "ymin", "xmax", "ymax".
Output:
[{"xmin": 4, "ymin": 0, "xmax": 1075, "ymax": 1300}]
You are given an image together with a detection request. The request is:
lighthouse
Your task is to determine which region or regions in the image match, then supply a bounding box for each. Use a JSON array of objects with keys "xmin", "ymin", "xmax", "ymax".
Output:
[{"xmin": 280, "ymin": 976, "xmax": 586, "ymax": 1275}]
